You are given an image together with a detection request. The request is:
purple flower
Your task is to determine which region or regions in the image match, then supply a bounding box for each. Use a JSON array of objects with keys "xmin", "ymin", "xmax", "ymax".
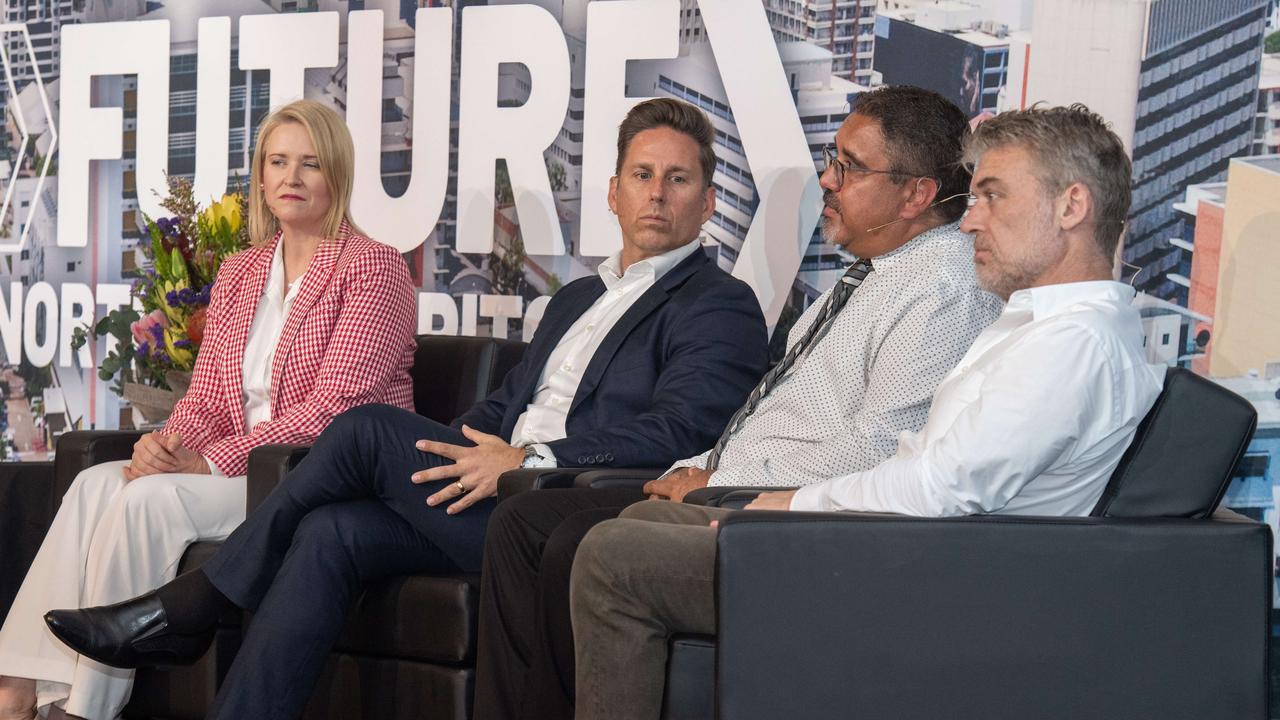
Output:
[
  {"xmin": 178, "ymin": 287, "xmax": 196, "ymax": 305},
  {"xmin": 173, "ymin": 339, "xmax": 192, "ymax": 348},
  {"xmin": 165, "ymin": 290, "xmax": 179, "ymax": 307},
  {"xmin": 148, "ymin": 323, "xmax": 165, "ymax": 346},
  {"xmin": 155, "ymin": 216, "xmax": 182, "ymax": 238},
  {"xmin": 155, "ymin": 349, "xmax": 170, "ymax": 364},
  {"xmin": 136, "ymin": 341, "xmax": 150, "ymax": 358}
]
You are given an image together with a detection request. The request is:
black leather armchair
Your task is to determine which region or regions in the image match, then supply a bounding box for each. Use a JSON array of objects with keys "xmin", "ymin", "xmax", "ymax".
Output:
[
  {"xmin": 659, "ymin": 367, "xmax": 1268, "ymax": 719},
  {"xmin": 48, "ymin": 335, "xmax": 527, "ymax": 720}
]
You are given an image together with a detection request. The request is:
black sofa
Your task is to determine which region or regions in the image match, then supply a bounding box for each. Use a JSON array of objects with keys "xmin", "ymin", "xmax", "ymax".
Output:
[
  {"xmin": 49, "ymin": 335, "xmax": 527, "ymax": 720},
  {"xmin": 657, "ymin": 366, "xmax": 1269, "ymax": 719}
]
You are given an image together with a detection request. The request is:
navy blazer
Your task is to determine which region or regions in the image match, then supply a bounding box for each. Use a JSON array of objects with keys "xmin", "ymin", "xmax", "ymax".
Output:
[{"xmin": 452, "ymin": 250, "xmax": 768, "ymax": 468}]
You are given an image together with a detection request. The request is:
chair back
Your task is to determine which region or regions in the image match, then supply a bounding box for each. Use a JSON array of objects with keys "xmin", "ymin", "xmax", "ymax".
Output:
[
  {"xmin": 1090, "ymin": 367, "xmax": 1257, "ymax": 519},
  {"xmin": 411, "ymin": 335, "xmax": 526, "ymax": 423}
]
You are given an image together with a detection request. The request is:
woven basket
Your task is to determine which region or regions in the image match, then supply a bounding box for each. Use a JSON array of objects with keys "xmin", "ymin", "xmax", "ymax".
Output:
[{"xmin": 121, "ymin": 371, "xmax": 193, "ymax": 427}]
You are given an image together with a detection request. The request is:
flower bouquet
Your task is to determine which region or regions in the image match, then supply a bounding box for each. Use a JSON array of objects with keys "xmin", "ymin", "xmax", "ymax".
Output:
[{"xmin": 74, "ymin": 176, "xmax": 248, "ymax": 424}]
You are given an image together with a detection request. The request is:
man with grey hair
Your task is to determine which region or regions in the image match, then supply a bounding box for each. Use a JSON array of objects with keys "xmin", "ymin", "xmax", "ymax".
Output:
[{"xmin": 569, "ymin": 103, "xmax": 1166, "ymax": 720}]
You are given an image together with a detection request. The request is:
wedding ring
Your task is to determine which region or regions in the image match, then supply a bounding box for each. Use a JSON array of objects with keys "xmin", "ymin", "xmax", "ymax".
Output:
[{"xmin": 455, "ymin": 481, "xmax": 468, "ymax": 494}]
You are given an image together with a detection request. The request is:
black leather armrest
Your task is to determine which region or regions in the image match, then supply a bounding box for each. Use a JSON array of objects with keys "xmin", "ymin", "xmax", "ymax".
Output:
[
  {"xmin": 52, "ymin": 430, "xmax": 147, "ymax": 499},
  {"xmin": 572, "ymin": 468, "xmax": 665, "ymax": 490},
  {"xmin": 684, "ymin": 486, "xmax": 797, "ymax": 508},
  {"xmin": 496, "ymin": 468, "xmax": 593, "ymax": 502},
  {"xmin": 713, "ymin": 512, "xmax": 1272, "ymax": 720},
  {"xmin": 246, "ymin": 444, "xmax": 310, "ymax": 513}
]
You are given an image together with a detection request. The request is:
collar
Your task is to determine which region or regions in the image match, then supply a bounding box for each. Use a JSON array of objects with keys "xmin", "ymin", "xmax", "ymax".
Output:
[
  {"xmin": 1006, "ymin": 280, "xmax": 1136, "ymax": 321},
  {"xmin": 854, "ymin": 220, "xmax": 963, "ymax": 268},
  {"xmin": 266, "ymin": 234, "xmax": 307, "ymax": 307},
  {"xmin": 597, "ymin": 238, "xmax": 703, "ymax": 290}
]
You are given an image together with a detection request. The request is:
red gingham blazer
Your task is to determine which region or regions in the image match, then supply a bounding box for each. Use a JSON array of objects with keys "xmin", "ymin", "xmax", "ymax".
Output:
[{"xmin": 161, "ymin": 221, "xmax": 416, "ymax": 477}]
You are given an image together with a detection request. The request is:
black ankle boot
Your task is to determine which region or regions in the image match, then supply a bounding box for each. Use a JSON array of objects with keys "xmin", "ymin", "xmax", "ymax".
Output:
[{"xmin": 44, "ymin": 592, "xmax": 215, "ymax": 669}]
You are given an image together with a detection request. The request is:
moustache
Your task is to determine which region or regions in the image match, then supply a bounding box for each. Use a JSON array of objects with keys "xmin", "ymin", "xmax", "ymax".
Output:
[{"xmin": 822, "ymin": 191, "xmax": 840, "ymax": 214}]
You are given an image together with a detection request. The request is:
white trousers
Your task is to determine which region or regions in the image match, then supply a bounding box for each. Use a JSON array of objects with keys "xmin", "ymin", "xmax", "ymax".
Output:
[{"xmin": 0, "ymin": 461, "xmax": 245, "ymax": 720}]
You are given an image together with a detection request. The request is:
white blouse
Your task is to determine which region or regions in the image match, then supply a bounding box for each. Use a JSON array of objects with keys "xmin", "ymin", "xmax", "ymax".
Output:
[{"xmin": 205, "ymin": 240, "xmax": 305, "ymax": 476}]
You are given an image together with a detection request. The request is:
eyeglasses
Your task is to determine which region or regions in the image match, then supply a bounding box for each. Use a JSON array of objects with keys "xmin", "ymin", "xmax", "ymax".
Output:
[{"xmin": 822, "ymin": 144, "xmax": 910, "ymax": 189}]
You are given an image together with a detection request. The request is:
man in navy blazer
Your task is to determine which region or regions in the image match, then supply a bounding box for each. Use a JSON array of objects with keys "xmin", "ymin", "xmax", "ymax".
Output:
[{"xmin": 48, "ymin": 98, "xmax": 768, "ymax": 720}]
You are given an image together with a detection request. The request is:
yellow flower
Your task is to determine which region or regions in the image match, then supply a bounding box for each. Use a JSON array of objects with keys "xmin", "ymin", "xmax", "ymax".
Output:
[
  {"xmin": 163, "ymin": 326, "xmax": 194, "ymax": 370},
  {"xmin": 204, "ymin": 193, "xmax": 243, "ymax": 233}
]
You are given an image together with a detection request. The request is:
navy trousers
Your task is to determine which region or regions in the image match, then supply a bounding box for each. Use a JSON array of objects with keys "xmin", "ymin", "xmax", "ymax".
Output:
[{"xmin": 199, "ymin": 403, "xmax": 496, "ymax": 720}]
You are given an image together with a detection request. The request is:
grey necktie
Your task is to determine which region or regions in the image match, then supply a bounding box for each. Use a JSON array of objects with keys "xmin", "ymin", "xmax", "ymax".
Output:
[{"xmin": 706, "ymin": 259, "xmax": 873, "ymax": 471}]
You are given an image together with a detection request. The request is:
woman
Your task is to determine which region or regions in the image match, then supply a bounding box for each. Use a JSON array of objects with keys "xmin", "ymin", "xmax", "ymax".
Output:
[{"xmin": 0, "ymin": 99, "xmax": 417, "ymax": 720}]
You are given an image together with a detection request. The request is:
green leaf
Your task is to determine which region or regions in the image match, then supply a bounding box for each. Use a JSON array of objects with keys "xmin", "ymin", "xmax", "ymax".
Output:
[{"xmin": 152, "ymin": 234, "xmax": 171, "ymax": 276}]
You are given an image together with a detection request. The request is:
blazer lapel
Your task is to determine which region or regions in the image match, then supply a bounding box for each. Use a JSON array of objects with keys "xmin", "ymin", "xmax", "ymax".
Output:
[
  {"xmin": 267, "ymin": 235, "xmax": 341, "ymax": 410},
  {"xmin": 568, "ymin": 250, "xmax": 707, "ymax": 414},
  {"xmin": 223, "ymin": 234, "xmax": 277, "ymax": 436},
  {"xmin": 509, "ymin": 278, "xmax": 605, "ymax": 411}
]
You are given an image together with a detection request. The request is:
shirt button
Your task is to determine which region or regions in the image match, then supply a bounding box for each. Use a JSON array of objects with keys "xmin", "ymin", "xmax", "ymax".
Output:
[
  {"xmin": 586, "ymin": 323, "xmax": 595, "ymax": 331},
  {"xmin": 562, "ymin": 363, "xmax": 572, "ymax": 372}
]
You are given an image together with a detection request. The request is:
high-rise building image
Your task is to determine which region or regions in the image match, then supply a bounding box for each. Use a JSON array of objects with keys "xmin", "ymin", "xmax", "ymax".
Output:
[
  {"xmin": 763, "ymin": 0, "xmax": 879, "ymax": 85},
  {"xmin": 1255, "ymin": 53, "xmax": 1280, "ymax": 155},
  {"xmin": 1023, "ymin": 0, "xmax": 1269, "ymax": 307},
  {"xmin": 873, "ymin": 6, "xmax": 1017, "ymax": 116}
]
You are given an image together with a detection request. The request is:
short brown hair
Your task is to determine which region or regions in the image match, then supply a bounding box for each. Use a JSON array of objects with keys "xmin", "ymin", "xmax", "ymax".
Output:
[
  {"xmin": 615, "ymin": 98, "xmax": 717, "ymax": 188},
  {"xmin": 964, "ymin": 104, "xmax": 1131, "ymax": 258},
  {"xmin": 248, "ymin": 99, "xmax": 363, "ymax": 245}
]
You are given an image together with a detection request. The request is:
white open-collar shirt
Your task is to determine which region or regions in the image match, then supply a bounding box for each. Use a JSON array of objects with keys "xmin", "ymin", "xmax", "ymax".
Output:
[
  {"xmin": 791, "ymin": 281, "xmax": 1165, "ymax": 517},
  {"xmin": 509, "ymin": 238, "xmax": 703, "ymax": 460}
]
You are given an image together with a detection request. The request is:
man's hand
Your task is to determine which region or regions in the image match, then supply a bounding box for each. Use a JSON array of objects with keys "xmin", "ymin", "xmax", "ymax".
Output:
[
  {"xmin": 125, "ymin": 432, "xmax": 210, "ymax": 480},
  {"xmin": 744, "ymin": 490, "xmax": 797, "ymax": 511},
  {"xmin": 643, "ymin": 466, "xmax": 714, "ymax": 502},
  {"xmin": 416, "ymin": 425, "xmax": 525, "ymax": 515}
]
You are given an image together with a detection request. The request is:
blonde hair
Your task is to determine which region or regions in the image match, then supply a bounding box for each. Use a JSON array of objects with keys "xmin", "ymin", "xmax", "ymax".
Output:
[{"xmin": 247, "ymin": 99, "xmax": 363, "ymax": 245}]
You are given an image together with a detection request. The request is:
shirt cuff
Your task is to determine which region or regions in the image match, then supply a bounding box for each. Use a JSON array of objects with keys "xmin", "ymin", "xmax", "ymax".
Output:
[
  {"xmin": 525, "ymin": 443, "xmax": 558, "ymax": 468},
  {"xmin": 789, "ymin": 482, "xmax": 830, "ymax": 512},
  {"xmin": 203, "ymin": 454, "xmax": 226, "ymax": 477}
]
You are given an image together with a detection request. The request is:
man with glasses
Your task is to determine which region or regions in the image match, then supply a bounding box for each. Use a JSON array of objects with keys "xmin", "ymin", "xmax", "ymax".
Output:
[
  {"xmin": 571, "ymin": 103, "xmax": 1164, "ymax": 720},
  {"xmin": 471, "ymin": 85, "xmax": 1004, "ymax": 720}
]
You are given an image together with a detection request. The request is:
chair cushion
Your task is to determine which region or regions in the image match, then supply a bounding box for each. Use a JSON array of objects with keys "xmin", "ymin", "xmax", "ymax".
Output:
[{"xmin": 332, "ymin": 573, "xmax": 479, "ymax": 664}]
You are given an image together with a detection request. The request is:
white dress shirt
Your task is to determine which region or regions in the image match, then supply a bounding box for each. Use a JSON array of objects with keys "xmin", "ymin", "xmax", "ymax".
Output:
[
  {"xmin": 205, "ymin": 240, "xmax": 305, "ymax": 476},
  {"xmin": 791, "ymin": 281, "xmax": 1165, "ymax": 517},
  {"xmin": 666, "ymin": 222, "xmax": 1004, "ymax": 488},
  {"xmin": 509, "ymin": 238, "xmax": 704, "ymax": 463}
]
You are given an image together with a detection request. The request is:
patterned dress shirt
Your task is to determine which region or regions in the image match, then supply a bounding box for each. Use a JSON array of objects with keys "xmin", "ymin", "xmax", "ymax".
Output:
[{"xmin": 665, "ymin": 221, "xmax": 1004, "ymax": 488}]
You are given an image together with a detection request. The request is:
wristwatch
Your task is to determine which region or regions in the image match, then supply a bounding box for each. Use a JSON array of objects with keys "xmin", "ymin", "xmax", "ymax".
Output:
[{"xmin": 520, "ymin": 444, "xmax": 556, "ymax": 469}]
